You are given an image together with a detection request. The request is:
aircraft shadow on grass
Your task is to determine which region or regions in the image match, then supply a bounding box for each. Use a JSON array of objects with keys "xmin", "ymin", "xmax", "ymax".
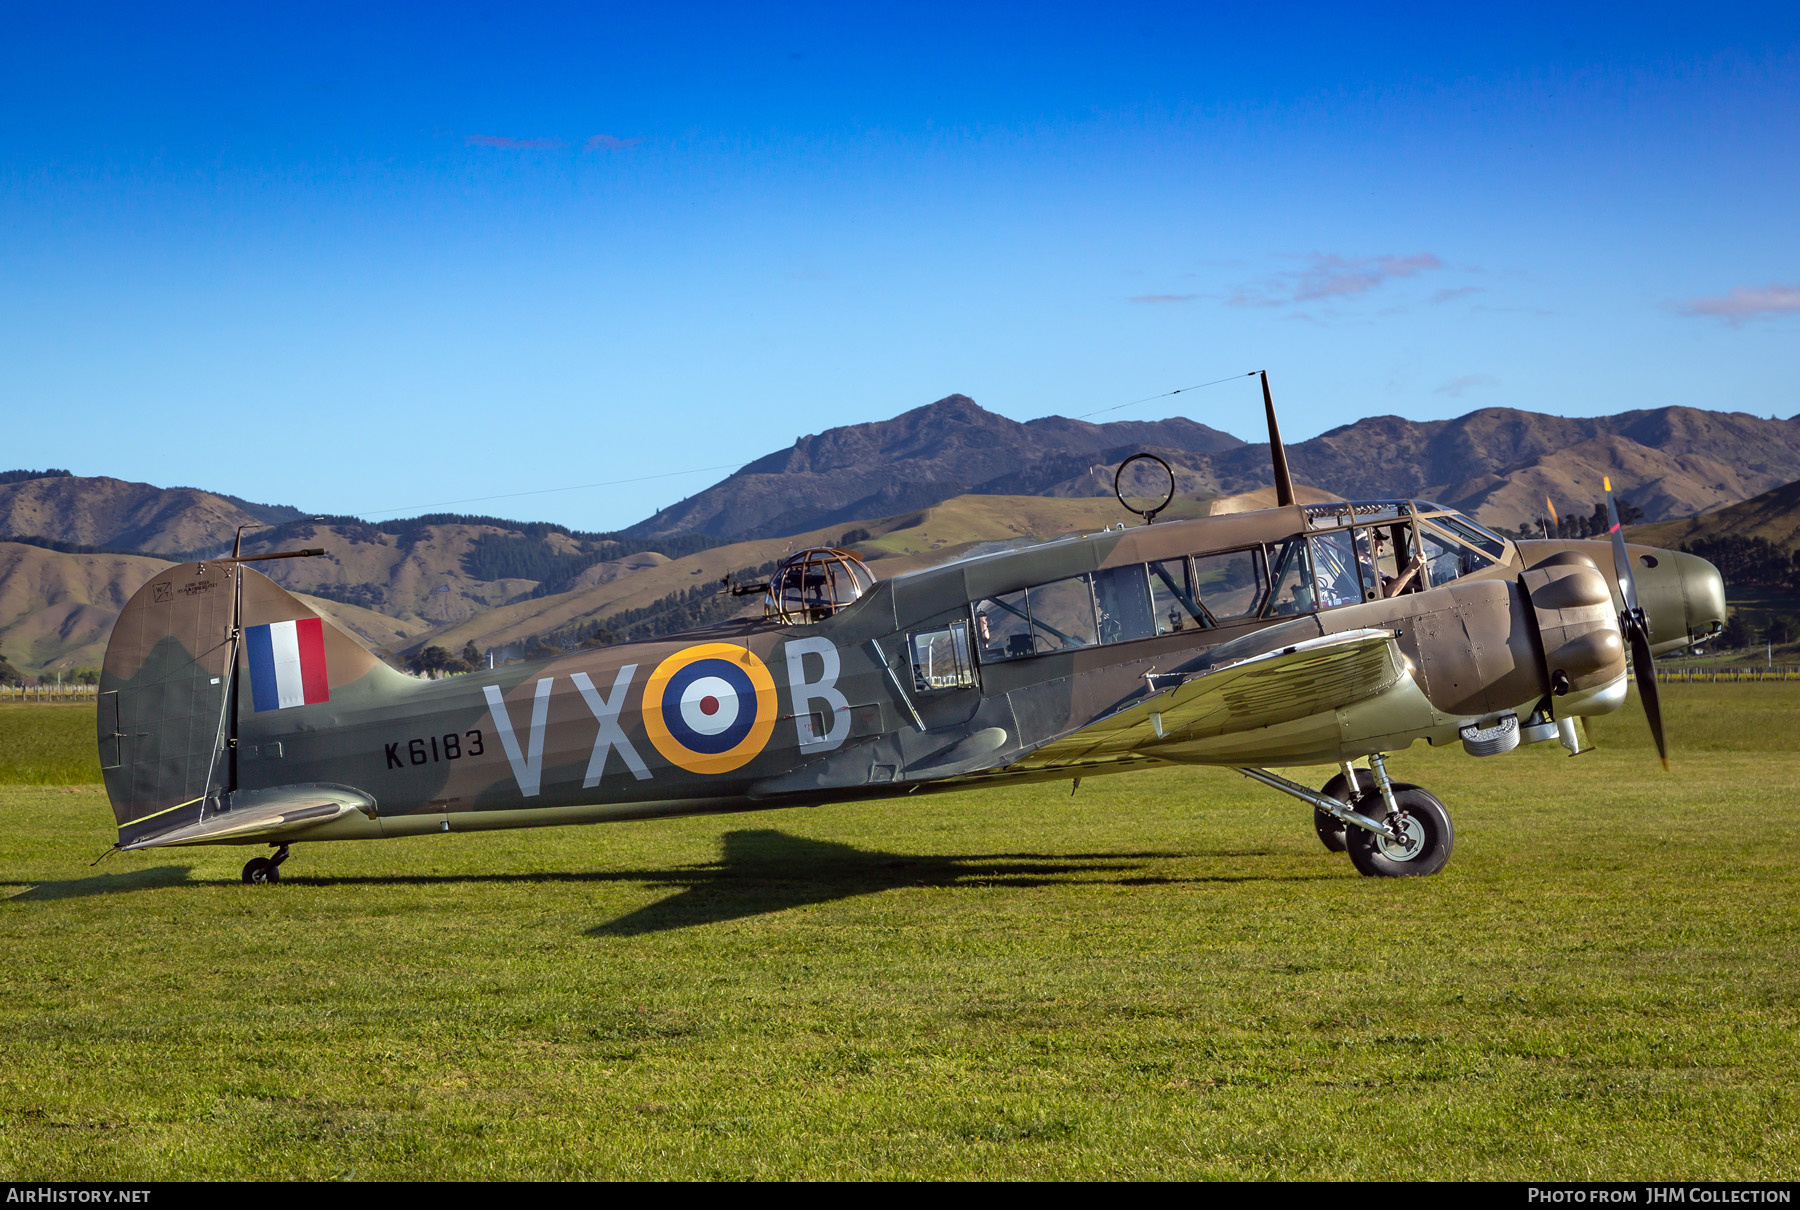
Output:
[
  {"xmin": 0, "ymin": 831, "xmax": 1318, "ymax": 923},
  {"xmin": 2, "ymin": 864, "xmax": 196, "ymax": 902},
  {"xmin": 583, "ymin": 829, "xmax": 1303, "ymax": 937}
]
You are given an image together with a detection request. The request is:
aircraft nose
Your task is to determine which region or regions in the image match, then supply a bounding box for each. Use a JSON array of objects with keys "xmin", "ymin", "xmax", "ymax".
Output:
[
  {"xmin": 1631, "ymin": 547, "xmax": 1725, "ymax": 655},
  {"xmin": 1676, "ymin": 550, "xmax": 1727, "ymax": 646}
]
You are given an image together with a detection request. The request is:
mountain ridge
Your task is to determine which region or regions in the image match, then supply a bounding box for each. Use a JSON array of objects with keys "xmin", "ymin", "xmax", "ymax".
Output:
[
  {"xmin": 5, "ymin": 393, "xmax": 1799, "ymax": 675},
  {"xmin": 627, "ymin": 398, "xmax": 1800, "ymax": 541}
]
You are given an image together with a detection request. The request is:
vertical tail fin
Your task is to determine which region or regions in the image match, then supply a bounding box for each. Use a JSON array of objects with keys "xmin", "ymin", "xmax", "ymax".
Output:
[{"xmin": 99, "ymin": 560, "xmax": 400, "ymax": 847}]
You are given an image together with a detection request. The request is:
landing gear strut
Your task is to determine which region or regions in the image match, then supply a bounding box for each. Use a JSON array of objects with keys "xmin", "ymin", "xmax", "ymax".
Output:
[
  {"xmin": 241, "ymin": 844, "xmax": 291, "ymax": 885},
  {"xmin": 1240, "ymin": 754, "xmax": 1454, "ymax": 878}
]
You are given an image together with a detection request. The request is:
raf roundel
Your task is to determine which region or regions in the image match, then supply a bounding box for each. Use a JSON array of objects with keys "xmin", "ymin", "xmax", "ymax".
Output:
[{"xmin": 642, "ymin": 643, "xmax": 779, "ymax": 775}]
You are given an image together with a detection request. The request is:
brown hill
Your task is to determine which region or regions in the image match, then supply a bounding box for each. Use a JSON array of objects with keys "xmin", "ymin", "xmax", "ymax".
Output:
[
  {"xmin": 233, "ymin": 520, "xmax": 549, "ymax": 625},
  {"xmin": 0, "ymin": 541, "xmax": 425, "ymax": 675},
  {"xmin": 10, "ymin": 395, "xmax": 1800, "ymax": 673},
  {"xmin": 1628, "ymin": 478, "xmax": 1800, "ymax": 552},
  {"xmin": 0, "ymin": 472, "xmax": 300, "ymax": 555},
  {"xmin": 1085, "ymin": 407, "xmax": 1800, "ymax": 528},
  {"xmin": 626, "ymin": 395, "xmax": 1244, "ymax": 541},
  {"xmin": 630, "ymin": 398, "xmax": 1800, "ymax": 538},
  {"xmin": 0, "ymin": 542, "xmax": 171, "ymax": 673}
]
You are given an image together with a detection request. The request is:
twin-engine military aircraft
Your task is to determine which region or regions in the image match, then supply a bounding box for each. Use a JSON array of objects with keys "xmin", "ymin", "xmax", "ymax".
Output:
[{"xmin": 96, "ymin": 376, "xmax": 1727, "ymax": 883}]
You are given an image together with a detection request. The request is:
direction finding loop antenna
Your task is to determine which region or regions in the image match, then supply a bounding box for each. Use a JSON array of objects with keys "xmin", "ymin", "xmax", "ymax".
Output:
[{"xmin": 1113, "ymin": 453, "xmax": 1176, "ymax": 525}]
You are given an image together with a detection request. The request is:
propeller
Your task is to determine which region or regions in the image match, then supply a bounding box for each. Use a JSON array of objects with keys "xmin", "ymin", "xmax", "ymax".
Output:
[{"xmin": 1602, "ymin": 476, "xmax": 1669, "ymax": 769}]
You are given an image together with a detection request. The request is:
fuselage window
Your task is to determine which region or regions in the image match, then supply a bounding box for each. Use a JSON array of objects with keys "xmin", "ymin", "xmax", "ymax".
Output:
[
  {"xmin": 1309, "ymin": 530, "xmax": 1363, "ymax": 607},
  {"xmin": 973, "ymin": 575, "xmax": 1099, "ymax": 662},
  {"xmin": 1028, "ymin": 576, "xmax": 1100, "ymax": 652},
  {"xmin": 1092, "ymin": 565, "xmax": 1157, "ymax": 645},
  {"xmin": 1191, "ymin": 548, "xmax": 1267, "ymax": 620},
  {"xmin": 1150, "ymin": 558, "xmax": 1208, "ymax": 633},
  {"xmin": 974, "ymin": 589, "xmax": 1032, "ymax": 658},
  {"xmin": 1265, "ymin": 538, "xmax": 1317, "ymax": 616},
  {"xmin": 911, "ymin": 621, "xmax": 976, "ymax": 691}
]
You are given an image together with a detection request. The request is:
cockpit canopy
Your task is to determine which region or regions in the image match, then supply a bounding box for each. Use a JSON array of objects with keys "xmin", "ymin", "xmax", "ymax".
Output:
[{"xmin": 764, "ymin": 547, "xmax": 877, "ymax": 625}]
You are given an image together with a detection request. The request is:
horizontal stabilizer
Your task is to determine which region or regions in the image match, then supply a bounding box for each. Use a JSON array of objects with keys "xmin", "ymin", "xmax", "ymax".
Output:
[{"xmin": 121, "ymin": 783, "xmax": 376, "ymax": 850}]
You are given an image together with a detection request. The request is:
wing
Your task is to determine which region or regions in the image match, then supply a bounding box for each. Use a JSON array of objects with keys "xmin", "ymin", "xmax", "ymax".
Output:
[{"xmin": 1013, "ymin": 627, "xmax": 1407, "ymax": 771}]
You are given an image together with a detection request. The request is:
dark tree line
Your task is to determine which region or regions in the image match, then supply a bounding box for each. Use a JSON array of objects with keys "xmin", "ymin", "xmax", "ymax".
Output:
[
  {"xmin": 1489, "ymin": 499, "xmax": 1646, "ymax": 543},
  {"xmin": 1678, "ymin": 535, "xmax": 1800, "ymax": 592},
  {"xmin": 462, "ymin": 530, "xmax": 730, "ymax": 597},
  {"xmin": 1525, "ymin": 498, "xmax": 1646, "ymax": 540},
  {"xmin": 404, "ymin": 640, "xmax": 487, "ymax": 677},
  {"xmin": 1719, "ymin": 611, "xmax": 1799, "ymax": 649},
  {"xmin": 525, "ymin": 558, "xmax": 784, "ymax": 653}
]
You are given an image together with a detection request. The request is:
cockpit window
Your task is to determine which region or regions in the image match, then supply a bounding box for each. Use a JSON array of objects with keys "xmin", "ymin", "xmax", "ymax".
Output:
[
  {"xmin": 973, "ymin": 575, "xmax": 1099, "ymax": 662},
  {"xmin": 1265, "ymin": 538, "xmax": 1317, "ymax": 616},
  {"xmin": 1192, "ymin": 548, "xmax": 1267, "ymax": 619},
  {"xmin": 1150, "ymin": 558, "xmax": 1208, "ymax": 633},
  {"xmin": 1309, "ymin": 530, "xmax": 1364, "ymax": 607},
  {"xmin": 1354, "ymin": 524, "xmax": 1423, "ymax": 598},
  {"xmin": 1433, "ymin": 514, "xmax": 1508, "ymax": 559},
  {"xmin": 1092, "ymin": 565, "xmax": 1157, "ymax": 645},
  {"xmin": 974, "ymin": 589, "xmax": 1033, "ymax": 659},
  {"xmin": 1419, "ymin": 525, "xmax": 1494, "ymax": 586}
]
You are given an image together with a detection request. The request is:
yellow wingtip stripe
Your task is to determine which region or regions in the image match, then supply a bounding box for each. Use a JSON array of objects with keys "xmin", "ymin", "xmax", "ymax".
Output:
[{"xmin": 125, "ymin": 795, "xmax": 206, "ymax": 827}]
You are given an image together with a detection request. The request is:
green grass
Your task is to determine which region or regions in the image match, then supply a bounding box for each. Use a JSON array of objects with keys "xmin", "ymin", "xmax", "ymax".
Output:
[
  {"xmin": 0, "ymin": 704, "xmax": 103, "ymax": 785},
  {"xmin": 1, "ymin": 687, "xmax": 1797, "ymax": 1179}
]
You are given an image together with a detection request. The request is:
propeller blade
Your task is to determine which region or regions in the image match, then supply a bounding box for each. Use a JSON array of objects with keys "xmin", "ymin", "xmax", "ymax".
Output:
[
  {"xmin": 1626, "ymin": 617, "xmax": 1670, "ymax": 770},
  {"xmin": 1602, "ymin": 476, "xmax": 1640, "ymax": 615},
  {"xmin": 1602, "ymin": 477, "xmax": 1665, "ymax": 766},
  {"xmin": 1545, "ymin": 495, "xmax": 1560, "ymax": 538}
]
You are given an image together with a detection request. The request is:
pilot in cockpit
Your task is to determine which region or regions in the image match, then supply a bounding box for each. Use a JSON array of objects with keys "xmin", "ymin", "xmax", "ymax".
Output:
[{"xmin": 1363, "ymin": 529, "xmax": 1422, "ymax": 597}]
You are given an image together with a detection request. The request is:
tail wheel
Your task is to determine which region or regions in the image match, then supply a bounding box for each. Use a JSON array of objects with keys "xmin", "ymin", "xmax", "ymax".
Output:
[
  {"xmin": 242, "ymin": 857, "xmax": 280, "ymax": 885},
  {"xmin": 1345, "ymin": 786, "xmax": 1453, "ymax": 878}
]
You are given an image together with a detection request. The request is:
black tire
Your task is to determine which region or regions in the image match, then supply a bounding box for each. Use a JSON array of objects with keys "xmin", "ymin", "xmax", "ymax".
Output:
[
  {"xmin": 1345, "ymin": 786, "xmax": 1453, "ymax": 878},
  {"xmin": 1314, "ymin": 773, "xmax": 1353, "ymax": 852},
  {"xmin": 242, "ymin": 857, "xmax": 279, "ymax": 885},
  {"xmin": 1315, "ymin": 773, "xmax": 1423, "ymax": 854}
]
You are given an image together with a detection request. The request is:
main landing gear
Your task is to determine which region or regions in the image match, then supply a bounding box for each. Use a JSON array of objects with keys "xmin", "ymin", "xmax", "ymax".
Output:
[
  {"xmin": 1240, "ymin": 755, "xmax": 1453, "ymax": 878},
  {"xmin": 241, "ymin": 844, "xmax": 291, "ymax": 885}
]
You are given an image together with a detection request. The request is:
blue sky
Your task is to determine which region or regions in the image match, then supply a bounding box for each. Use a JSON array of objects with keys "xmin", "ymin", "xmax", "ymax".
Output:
[{"xmin": 3, "ymin": 3, "xmax": 1796, "ymax": 532}]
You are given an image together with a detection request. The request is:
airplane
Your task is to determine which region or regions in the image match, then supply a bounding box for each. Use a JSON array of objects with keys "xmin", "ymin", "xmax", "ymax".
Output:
[{"xmin": 93, "ymin": 375, "xmax": 1727, "ymax": 884}]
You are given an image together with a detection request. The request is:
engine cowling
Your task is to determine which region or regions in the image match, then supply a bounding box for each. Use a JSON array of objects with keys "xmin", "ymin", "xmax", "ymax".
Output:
[{"xmin": 1520, "ymin": 551, "xmax": 1627, "ymax": 698}]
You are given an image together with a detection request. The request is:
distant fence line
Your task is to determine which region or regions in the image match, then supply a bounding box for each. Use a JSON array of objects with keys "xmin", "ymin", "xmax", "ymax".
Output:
[
  {"xmin": 1656, "ymin": 666, "xmax": 1800, "ymax": 682},
  {"xmin": 1, "ymin": 684, "xmax": 100, "ymax": 702}
]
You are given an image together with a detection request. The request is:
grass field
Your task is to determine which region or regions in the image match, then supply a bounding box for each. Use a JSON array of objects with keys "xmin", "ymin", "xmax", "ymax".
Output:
[
  {"xmin": 0, "ymin": 704, "xmax": 103, "ymax": 785},
  {"xmin": 1, "ymin": 688, "xmax": 1797, "ymax": 1179}
]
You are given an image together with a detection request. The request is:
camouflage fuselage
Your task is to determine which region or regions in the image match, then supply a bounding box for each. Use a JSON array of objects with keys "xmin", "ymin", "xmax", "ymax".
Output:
[{"xmin": 99, "ymin": 502, "xmax": 1725, "ymax": 849}]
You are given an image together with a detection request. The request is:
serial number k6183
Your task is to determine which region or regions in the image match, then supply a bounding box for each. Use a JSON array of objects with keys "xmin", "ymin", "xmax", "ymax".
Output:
[{"xmin": 386, "ymin": 730, "xmax": 485, "ymax": 769}]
